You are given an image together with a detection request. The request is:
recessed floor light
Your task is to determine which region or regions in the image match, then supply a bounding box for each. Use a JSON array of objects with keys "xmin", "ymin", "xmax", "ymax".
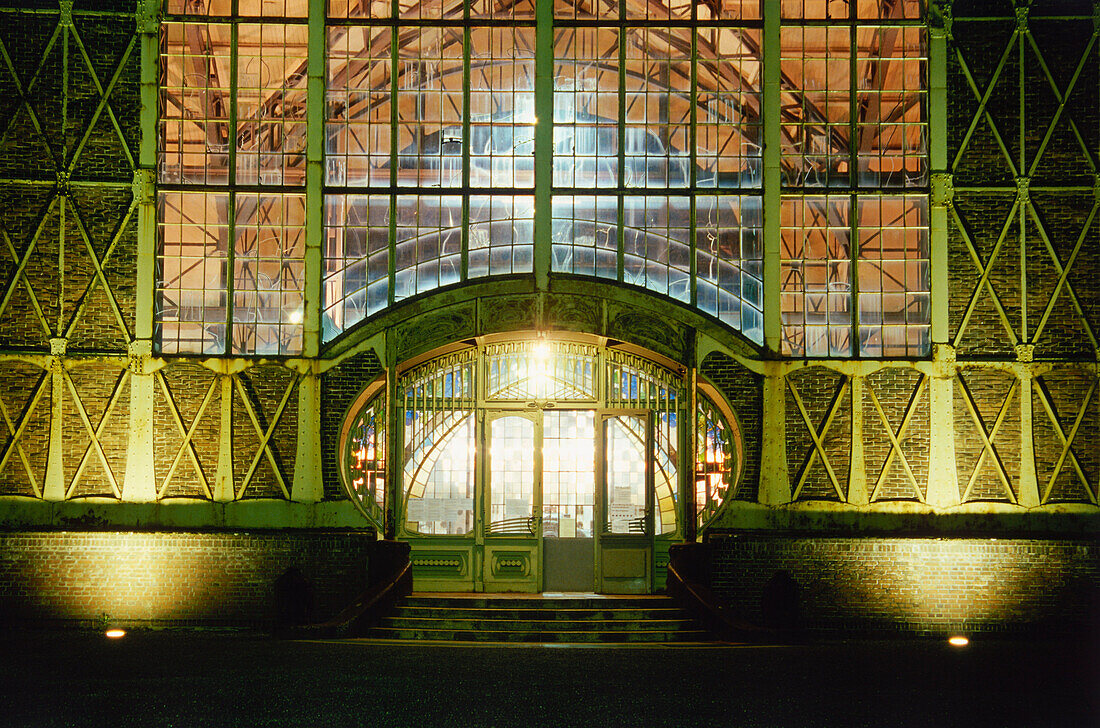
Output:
[
  {"xmin": 948, "ymin": 635, "xmax": 969, "ymax": 647},
  {"xmin": 105, "ymin": 629, "xmax": 126, "ymax": 639}
]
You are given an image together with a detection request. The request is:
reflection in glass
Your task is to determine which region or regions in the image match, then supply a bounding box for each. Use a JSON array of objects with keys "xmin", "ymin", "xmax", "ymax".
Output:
[
  {"xmin": 605, "ymin": 416, "xmax": 648, "ymax": 534},
  {"xmin": 489, "ymin": 416, "xmax": 536, "ymax": 531},
  {"xmin": 542, "ymin": 411, "xmax": 596, "ymax": 538},
  {"xmin": 404, "ymin": 410, "xmax": 475, "ymax": 535}
]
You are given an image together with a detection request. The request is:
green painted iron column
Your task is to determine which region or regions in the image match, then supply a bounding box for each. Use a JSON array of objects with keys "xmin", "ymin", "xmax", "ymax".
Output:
[
  {"xmin": 761, "ymin": 0, "xmax": 782, "ymax": 355},
  {"xmin": 758, "ymin": 0, "xmax": 789, "ymax": 506},
  {"xmin": 926, "ymin": 0, "xmax": 958, "ymax": 508},
  {"xmin": 533, "ymin": 0, "xmax": 554, "ymax": 293},
  {"xmin": 292, "ymin": 0, "xmax": 326, "ymax": 502},
  {"xmin": 120, "ymin": 0, "xmax": 161, "ymax": 503}
]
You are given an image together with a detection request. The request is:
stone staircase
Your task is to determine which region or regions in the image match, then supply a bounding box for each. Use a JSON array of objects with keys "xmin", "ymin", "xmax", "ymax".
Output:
[{"xmin": 365, "ymin": 593, "xmax": 712, "ymax": 644}]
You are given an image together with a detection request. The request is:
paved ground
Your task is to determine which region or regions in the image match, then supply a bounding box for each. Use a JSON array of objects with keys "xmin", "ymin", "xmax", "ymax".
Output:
[{"xmin": 0, "ymin": 630, "xmax": 1096, "ymax": 727}]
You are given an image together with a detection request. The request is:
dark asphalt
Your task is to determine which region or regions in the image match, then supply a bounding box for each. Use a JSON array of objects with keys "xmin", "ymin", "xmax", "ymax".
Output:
[{"xmin": 0, "ymin": 630, "xmax": 1096, "ymax": 727}]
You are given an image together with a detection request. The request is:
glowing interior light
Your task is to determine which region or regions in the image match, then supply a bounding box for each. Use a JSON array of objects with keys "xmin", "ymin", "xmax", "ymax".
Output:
[
  {"xmin": 948, "ymin": 635, "xmax": 969, "ymax": 647},
  {"xmin": 532, "ymin": 338, "xmax": 551, "ymax": 362},
  {"xmin": 105, "ymin": 629, "xmax": 126, "ymax": 639},
  {"xmin": 288, "ymin": 308, "xmax": 303, "ymax": 324}
]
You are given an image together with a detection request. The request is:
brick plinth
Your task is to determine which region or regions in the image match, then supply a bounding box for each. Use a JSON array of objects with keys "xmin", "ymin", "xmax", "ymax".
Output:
[
  {"xmin": 0, "ymin": 531, "xmax": 376, "ymax": 629},
  {"xmin": 708, "ymin": 533, "xmax": 1100, "ymax": 635}
]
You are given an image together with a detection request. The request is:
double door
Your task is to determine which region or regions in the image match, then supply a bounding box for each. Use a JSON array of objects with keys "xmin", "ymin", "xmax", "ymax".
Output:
[{"xmin": 478, "ymin": 408, "xmax": 660, "ymax": 594}]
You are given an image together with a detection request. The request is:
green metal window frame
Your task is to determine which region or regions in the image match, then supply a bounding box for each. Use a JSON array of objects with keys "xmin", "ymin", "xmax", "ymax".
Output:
[{"xmin": 155, "ymin": 0, "xmax": 932, "ymax": 359}]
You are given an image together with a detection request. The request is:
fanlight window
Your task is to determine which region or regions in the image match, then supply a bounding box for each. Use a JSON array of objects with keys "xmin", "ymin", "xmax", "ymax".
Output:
[
  {"xmin": 158, "ymin": 0, "xmax": 928, "ymax": 358},
  {"xmin": 339, "ymin": 339, "xmax": 740, "ymax": 532}
]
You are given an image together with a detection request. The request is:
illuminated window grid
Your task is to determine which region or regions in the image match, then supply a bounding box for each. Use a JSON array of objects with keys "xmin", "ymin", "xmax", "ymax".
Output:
[
  {"xmin": 695, "ymin": 26, "xmax": 762, "ymax": 189},
  {"xmin": 484, "ymin": 341, "xmax": 599, "ymax": 401},
  {"xmin": 489, "ymin": 416, "xmax": 536, "ymax": 526},
  {"xmin": 653, "ymin": 410, "xmax": 678, "ymax": 535},
  {"xmin": 605, "ymin": 416, "xmax": 647, "ymax": 534},
  {"xmin": 395, "ymin": 26, "xmax": 464, "ymax": 188},
  {"xmin": 238, "ymin": 0, "xmax": 307, "ymax": 18},
  {"xmin": 779, "ymin": 24, "xmax": 852, "ymax": 187},
  {"xmin": 235, "ymin": 23, "xmax": 308, "ymax": 186},
  {"xmin": 623, "ymin": 26, "xmax": 691, "ymax": 189},
  {"xmin": 699, "ymin": 1, "xmax": 762, "ymax": 21},
  {"xmin": 623, "ymin": 195, "xmax": 692, "ymax": 303},
  {"xmin": 470, "ymin": 0, "xmax": 535, "ymax": 21},
  {"xmin": 855, "ymin": 25, "xmax": 927, "ymax": 188},
  {"xmin": 696, "ymin": 195, "xmax": 764, "ymax": 343},
  {"xmin": 156, "ymin": 191, "xmax": 229, "ymax": 355},
  {"xmin": 857, "ymin": 196, "xmax": 929, "ymax": 357},
  {"xmin": 404, "ymin": 410, "xmax": 475, "ymax": 535},
  {"xmin": 164, "ymin": 0, "xmax": 231, "ymax": 17},
  {"xmin": 346, "ymin": 395, "xmax": 386, "ymax": 517},
  {"xmin": 607, "ymin": 352, "xmax": 681, "ymax": 409},
  {"xmin": 780, "ymin": 195, "xmax": 853, "ymax": 357},
  {"xmin": 551, "ymin": 195, "xmax": 617, "ymax": 279},
  {"xmin": 326, "ymin": 24, "xmax": 392, "ymax": 186},
  {"xmin": 158, "ymin": 22, "xmax": 231, "ymax": 185},
  {"xmin": 395, "ymin": 0, "xmax": 463, "ymax": 21},
  {"xmin": 696, "ymin": 398, "xmax": 732, "ymax": 526},
  {"xmin": 327, "ymin": 0, "xmax": 391, "ymax": 20},
  {"xmin": 780, "ymin": 0, "xmax": 850, "ymax": 20},
  {"xmin": 469, "ymin": 26, "xmax": 536, "ymax": 189},
  {"xmin": 231, "ymin": 193, "xmax": 306, "ymax": 355},
  {"xmin": 554, "ymin": 0, "xmax": 618, "ymax": 21},
  {"xmin": 781, "ymin": 0, "xmax": 924, "ymax": 21},
  {"xmin": 468, "ymin": 195, "xmax": 533, "ymax": 277},
  {"xmin": 541, "ymin": 410, "xmax": 596, "ymax": 538},
  {"xmin": 322, "ymin": 194, "xmax": 390, "ymax": 341},
  {"xmin": 394, "ymin": 194, "xmax": 462, "ymax": 300},
  {"xmin": 553, "ymin": 26, "xmax": 620, "ymax": 189}
]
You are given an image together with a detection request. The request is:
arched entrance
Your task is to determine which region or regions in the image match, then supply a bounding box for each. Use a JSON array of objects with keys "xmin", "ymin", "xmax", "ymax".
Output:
[{"xmin": 339, "ymin": 334, "xmax": 742, "ymax": 594}]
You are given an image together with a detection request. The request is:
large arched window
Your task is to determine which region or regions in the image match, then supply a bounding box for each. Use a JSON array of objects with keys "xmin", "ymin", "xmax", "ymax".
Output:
[
  {"xmin": 158, "ymin": 0, "xmax": 927, "ymax": 357},
  {"xmin": 338, "ymin": 337, "xmax": 742, "ymax": 532}
]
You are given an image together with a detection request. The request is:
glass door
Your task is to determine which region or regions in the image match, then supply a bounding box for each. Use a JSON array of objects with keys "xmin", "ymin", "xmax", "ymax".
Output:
[
  {"xmin": 481, "ymin": 410, "xmax": 541, "ymax": 592},
  {"xmin": 541, "ymin": 410, "xmax": 597, "ymax": 591},
  {"xmin": 597, "ymin": 412, "xmax": 654, "ymax": 594}
]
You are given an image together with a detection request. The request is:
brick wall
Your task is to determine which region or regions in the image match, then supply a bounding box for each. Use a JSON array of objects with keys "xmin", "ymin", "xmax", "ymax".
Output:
[
  {"xmin": 708, "ymin": 532, "xmax": 1100, "ymax": 635},
  {"xmin": 0, "ymin": 530, "xmax": 376, "ymax": 629},
  {"xmin": 321, "ymin": 350, "xmax": 384, "ymax": 501},
  {"xmin": 700, "ymin": 352, "xmax": 762, "ymax": 503}
]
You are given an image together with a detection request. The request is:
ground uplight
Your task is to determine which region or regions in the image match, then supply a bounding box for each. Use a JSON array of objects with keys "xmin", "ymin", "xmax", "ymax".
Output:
[
  {"xmin": 948, "ymin": 635, "xmax": 969, "ymax": 647},
  {"xmin": 105, "ymin": 629, "xmax": 126, "ymax": 639}
]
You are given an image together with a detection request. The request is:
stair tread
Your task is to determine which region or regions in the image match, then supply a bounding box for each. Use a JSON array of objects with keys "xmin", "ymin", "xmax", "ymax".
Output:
[
  {"xmin": 382, "ymin": 618, "xmax": 700, "ymax": 629},
  {"xmin": 362, "ymin": 593, "xmax": 714, "ymax": 644}
]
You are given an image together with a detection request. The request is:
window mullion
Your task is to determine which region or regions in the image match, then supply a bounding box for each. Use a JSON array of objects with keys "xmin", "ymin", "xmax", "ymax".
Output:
[
  {"xmin": 461, "ymin": 21, "xmax": 471, "ymax": 281},
  {"xmin": 762, "ymin": 0, "xmax": 782, "ymax": 354},
  {"xmin": 533, "ymin": 0, "xmax": 554, "ymax": 291},
  {"xmin": 388, "ymin": 22, "xmax": 398, "ymax": 307},
  {"xmin": 303, "ymin": 0, "xmax": 325, "ymax": 359},
  {"xmin": 226, "ymin": 18, "xmax": 239, "ymax": 355},
  {"xmin": 849, "ymin": 11, "xmax": 859, "ymax": 356}
]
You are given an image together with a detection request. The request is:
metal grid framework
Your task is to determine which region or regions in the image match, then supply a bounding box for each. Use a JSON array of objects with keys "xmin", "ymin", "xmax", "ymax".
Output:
[
  {"xmin": 158, "ymin": 1, "xmax": 309, "ymax": 354},
  {"xmin": 352, "ymin": 339, "xmax": 735, "ymax": 534},
  {"xmin": 0, "ymin": 0, "xmax": 1093, "ymax": 524},
  {"xmin": 156, "ymin": 0, "xmax": 930, "ymax": 358}
]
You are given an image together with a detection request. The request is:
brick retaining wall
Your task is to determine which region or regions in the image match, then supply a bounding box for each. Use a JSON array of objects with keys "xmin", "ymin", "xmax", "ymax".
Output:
[
  {"xmin": 0, "ymin": 531, "xmax": 376, "ymax": 629},
  {"xmin": 708, "ymin": 533, "xmax": 1100, "ymax": 635}
]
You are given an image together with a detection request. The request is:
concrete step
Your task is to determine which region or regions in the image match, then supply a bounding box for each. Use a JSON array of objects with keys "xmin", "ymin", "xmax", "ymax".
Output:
[
  {"xmin": 381, "ymin": 616, "xmax": 699, "ymax": 632},
  {"xmin": 368, "ymin": 626, "xmax": 712, "ymax": 643},
  {"xmin": 402, "ymin": 596, "xmax": 675, "ymax": 610},
  {"xmin": 365, "ymin": 594, "xmax": 713, "ymax": 644},
  {"xmin": 390, "ymin": 606, "xmax": 688, "ymax": 621}
]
